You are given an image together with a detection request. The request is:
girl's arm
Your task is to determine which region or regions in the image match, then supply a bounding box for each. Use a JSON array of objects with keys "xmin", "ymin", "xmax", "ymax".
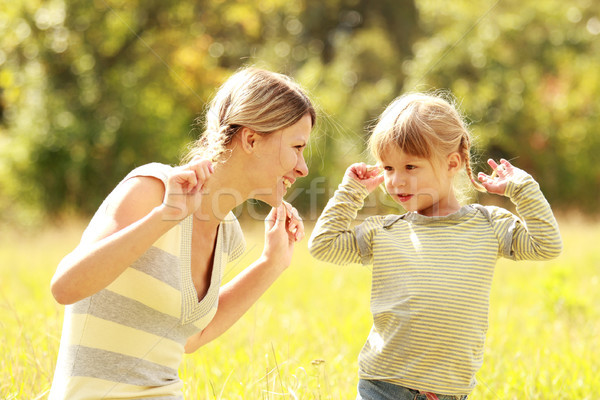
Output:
[
  {"xmin": 50, "ymin": 160, "xmax": 213, "ymax": 304},
  {"xmin": 478, "ymin": 159, "xmax": 563, "ymax": 260},
  {"xmin": 308, "ymin": 163, "xmax": 384, "ymax": 265},
  {"xmin": 185, "ymin": 203, "xmax": 302, "ymax": 352}
]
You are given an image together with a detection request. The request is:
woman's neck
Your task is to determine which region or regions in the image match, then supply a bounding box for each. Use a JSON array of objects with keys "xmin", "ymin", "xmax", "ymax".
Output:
[{"xmin": 192, "ymin": 160, "xmax": 249, "ymax": 228}]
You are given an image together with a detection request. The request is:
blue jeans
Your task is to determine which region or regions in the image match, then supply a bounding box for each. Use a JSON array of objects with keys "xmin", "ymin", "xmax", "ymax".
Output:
[{"xmin": 356, "ymin": 379, "xmax": 468, "ymax": 400}]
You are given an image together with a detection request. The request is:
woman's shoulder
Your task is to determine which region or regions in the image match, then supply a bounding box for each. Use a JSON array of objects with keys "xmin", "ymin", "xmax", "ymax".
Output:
[
  {"xmin": 123, "ymin": 162, "xmax": 175, "ymax": 185},
  {"xmin": 81, "ymin": 164, "xmax": 170, "ymax": 244}
]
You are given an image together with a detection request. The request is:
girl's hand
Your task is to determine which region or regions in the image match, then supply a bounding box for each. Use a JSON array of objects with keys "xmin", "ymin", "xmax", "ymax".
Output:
[
  {"xmin": 162, "ymin": 158, "xmax": 214, "ymax": 220},
  {"xmin": 262, "ymin": 201, "xmax": 304, "ymax": 270},
  {"xmin": 346, "ymin": 163, "xmax": 384, "ymax": 193},
  {"xmin": 477, "ymin": 158, "xmax": 514, "ymax": 195}
]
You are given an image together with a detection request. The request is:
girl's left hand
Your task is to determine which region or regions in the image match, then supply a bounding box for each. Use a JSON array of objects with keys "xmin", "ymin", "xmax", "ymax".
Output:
[
  {"xmin": 477, "ymin": 158, "xmax": 514, "ymax": 195},
  {"xmin": 262, "ymin": 201, "xmax": 304, "ymax": 269}
]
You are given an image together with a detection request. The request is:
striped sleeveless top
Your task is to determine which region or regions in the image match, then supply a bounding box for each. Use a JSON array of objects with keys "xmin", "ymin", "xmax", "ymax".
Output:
[
  {"xmin": 308, "ymin": 169, "xmax": 562, "ymax": 395},
  {"xmin": 49, "ymin": 163, "xmax": 245, "ymax": 399}
]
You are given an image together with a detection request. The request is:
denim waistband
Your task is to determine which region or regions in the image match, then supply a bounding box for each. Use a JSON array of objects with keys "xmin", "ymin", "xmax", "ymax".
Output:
[{"xmin": 409, "ymin": 387, "xmax": 467, "ymax": 400}]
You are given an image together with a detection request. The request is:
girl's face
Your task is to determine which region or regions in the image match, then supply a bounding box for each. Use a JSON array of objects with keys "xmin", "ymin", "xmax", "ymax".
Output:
[
  {"xmin": 380, "ymin": 148, "xmax": 460, "ymax": 217},
  {"xmin": 250, "ymin": 113, "xmax": 311, "ymax": 207}
]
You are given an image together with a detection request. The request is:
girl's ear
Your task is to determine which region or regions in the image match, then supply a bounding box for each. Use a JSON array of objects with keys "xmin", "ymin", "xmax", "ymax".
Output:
[
  {"xmin": 239, "ymin": 127, "xmax": 259, "ymax": 154},
  {"xmin": 447, "ymin": 152, "xmax": 462, "ymax": 175}
]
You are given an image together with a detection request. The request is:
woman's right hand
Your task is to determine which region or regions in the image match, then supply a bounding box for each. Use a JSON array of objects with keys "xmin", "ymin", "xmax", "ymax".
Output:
[
  {"xmin": 346, "ymin": 162, "xmax": 384, "ymax": 193},
  {"xmin": 162, "ymin": 158, "xmax": 214, "ymax": 220}
]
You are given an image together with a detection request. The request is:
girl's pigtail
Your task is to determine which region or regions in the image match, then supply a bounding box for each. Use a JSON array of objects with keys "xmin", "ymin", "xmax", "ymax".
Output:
[{"xmin": 460, "ymin": 134, "xmax": 486, "ymax": 192}]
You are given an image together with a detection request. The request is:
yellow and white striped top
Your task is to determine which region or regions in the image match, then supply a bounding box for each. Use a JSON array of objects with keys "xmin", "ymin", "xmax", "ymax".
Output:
[
  {"xmin": 308, "ymin": 169, "xmax": 562, "ymax": 395},
  {"xmin": 49, "ymin": 163, "xmax": 246, "ymax": 400}
]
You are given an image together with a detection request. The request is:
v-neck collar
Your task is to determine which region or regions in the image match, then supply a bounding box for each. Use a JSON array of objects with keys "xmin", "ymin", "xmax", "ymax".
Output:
[{"xmin": 178, "ymin": 215, "xmax": 223, "ymax": 325}]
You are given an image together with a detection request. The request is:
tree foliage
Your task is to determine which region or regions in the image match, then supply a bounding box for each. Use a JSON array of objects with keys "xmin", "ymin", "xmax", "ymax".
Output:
[{"xmin": 0, "ymin": 0, "xmax": 598, "ymax": 221}]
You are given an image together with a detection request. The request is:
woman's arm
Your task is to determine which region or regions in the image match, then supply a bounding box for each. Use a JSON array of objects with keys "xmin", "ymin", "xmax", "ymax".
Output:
[
  {"xmin": 185, "ymin": 203, "xmax": 301, "ymax": 352},
  {"xmin": 51, "ymin": 159, "xmax": 213, "ymax": 304}
]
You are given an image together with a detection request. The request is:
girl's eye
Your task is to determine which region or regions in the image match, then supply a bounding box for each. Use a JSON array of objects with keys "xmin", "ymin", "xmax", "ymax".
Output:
[
  {"xmin": 406, "ymin": 165, "xmax": 417, "ymax": 170},
  {"xmin": 383, "ymin": 166, "xmax": 393, "ymax": 172}
]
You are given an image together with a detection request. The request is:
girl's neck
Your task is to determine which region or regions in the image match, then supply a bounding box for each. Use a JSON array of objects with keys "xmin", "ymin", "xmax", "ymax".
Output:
[{"xmin": 418, "ymin": 191, "xmax": 461, "ymax": 217}]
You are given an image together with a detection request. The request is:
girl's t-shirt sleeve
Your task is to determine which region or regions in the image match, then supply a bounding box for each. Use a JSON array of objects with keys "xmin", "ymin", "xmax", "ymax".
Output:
[
  {"xmin": 484, "ymin": 168, "xmax": 562, "ymax": 261},
  {"xmin": 354, "ymin": 215, "xmax": 386, "ymax": 265},
  {"xmin": 309, "ymin": 177, "xmax": 371, "ymax": 266}
]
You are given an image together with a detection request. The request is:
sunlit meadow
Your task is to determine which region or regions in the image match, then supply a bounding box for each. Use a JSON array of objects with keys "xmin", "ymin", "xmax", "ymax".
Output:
[{"xmin": 1, "ymin": 216, "xmax": 598, "ymax": 399}]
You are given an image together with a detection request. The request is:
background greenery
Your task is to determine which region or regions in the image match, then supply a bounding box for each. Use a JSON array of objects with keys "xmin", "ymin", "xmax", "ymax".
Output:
[
  {"xmin": 1, "ymin": 1, "xmax": 600, "ymax": 398},
  {"xmin": 1, "ymin": 0, "xmax": 600, "ymax": 222}
]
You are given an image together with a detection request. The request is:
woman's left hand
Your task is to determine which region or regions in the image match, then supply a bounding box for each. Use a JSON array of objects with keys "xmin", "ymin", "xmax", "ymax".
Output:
[
  {"xmin": 262, "ymin": 201, "xmax": 304, "ymax": 269},
  {"xmin": 477, "ymin": 158, "xmax": 514, "ymax": 195}
]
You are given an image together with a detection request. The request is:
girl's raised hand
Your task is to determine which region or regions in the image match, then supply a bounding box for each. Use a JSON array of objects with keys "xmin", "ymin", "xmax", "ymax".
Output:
[
  {"xmin": 346, "ymin": 163, "xmax": 384, "ymax": 193},
  {"xmin": 163, "ymin": 158, "xmax": 214, "ymax": 220},
  {"xmin": 477, "ymin": 158, "xmax": 514, "ymax": 195}
]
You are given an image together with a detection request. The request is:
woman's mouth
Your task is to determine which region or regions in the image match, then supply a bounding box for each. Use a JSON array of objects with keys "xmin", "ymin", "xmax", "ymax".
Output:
[{"xmin": 282, "ymin": 177, "xmax": 293, "ymax": 190}]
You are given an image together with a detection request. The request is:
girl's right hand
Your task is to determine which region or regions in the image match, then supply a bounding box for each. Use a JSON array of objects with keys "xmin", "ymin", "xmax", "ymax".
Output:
[
  {"xmin": 346, "ymin": 162, "xmax": 384, "ymax": 193},
  {"xmin": 162, "ymin": 158, "xmax": 214, "ymax": 220}
]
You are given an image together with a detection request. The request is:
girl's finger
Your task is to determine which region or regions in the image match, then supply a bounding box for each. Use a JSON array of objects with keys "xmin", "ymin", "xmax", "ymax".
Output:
[{"xmin": 500, "ymin": 159, "xmax": 513, "ymax": 172}]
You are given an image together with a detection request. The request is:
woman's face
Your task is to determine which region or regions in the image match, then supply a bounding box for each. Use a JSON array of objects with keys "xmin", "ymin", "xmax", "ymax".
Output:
[{"xmin": 250, "ymin": 113, "xmax": 312, "ymax": 207}]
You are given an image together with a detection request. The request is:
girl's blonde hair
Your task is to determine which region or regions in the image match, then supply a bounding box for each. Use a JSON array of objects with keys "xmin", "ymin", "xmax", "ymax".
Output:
[
  {"xmin": 369, "ymin": 92, "xmax": 485, "ymax": 192},
  {"xmin": 183, "ymin": 67, "xmax": 316, "ymax": 164}
]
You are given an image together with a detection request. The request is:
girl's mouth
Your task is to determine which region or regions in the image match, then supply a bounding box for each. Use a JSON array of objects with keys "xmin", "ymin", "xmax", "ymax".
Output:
[{"xmin": 396, "ymin": 194, "xmax": 413, "ymax": 202}]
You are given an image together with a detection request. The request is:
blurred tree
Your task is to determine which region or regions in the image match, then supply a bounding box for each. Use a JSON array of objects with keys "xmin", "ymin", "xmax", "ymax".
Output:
[
  {"xmin": 403, "ymin": 0, "xmax": 600, "ymax": 212},
  {"xmin": 1, "ymin": 0, "xmax": 419, "ymax": 219},
  {"xmin": 1, "ymin": 0, "xmax": 598, "ymax": 221}
]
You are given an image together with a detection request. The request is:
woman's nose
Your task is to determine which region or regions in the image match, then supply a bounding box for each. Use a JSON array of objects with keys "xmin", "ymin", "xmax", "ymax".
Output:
[{"xmin": 295, "ymin": 154, "xmax": 308, "ymax": 177}]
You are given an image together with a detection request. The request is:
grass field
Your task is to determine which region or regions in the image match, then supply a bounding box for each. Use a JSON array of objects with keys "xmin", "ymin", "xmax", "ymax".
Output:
[{"xmin": 1, "ymin": 216, "xmax": 598, "ymax": 399}]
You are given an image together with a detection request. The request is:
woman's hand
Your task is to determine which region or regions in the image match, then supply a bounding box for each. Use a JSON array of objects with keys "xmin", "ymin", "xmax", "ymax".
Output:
[
  {"xmin": 346, "ymin": 163, "xmax": 384, "ymax": 193},
  {"xmin": 478, "ymin": 158, "xmax": 514, "ymax": 195},
  {"xmin": 162, "ymin": 158, "xmax": 214, "ymax": 220},
  {"xmin": 262, "ymin": 201, "xmax": 304, "ymax": 270}
]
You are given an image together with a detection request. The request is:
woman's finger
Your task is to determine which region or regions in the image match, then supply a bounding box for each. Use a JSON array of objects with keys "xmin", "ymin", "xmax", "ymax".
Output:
[
  {"xmin": 187, "ymin": 159, "xmax": 214, "ymax": 193},
  {"xmin": 291, "ymin": 207, "xmax": 305, "ymax": 241},
  {"xmin": 174, "ymin": 170, "xmax": 198, "ymax": 192}
]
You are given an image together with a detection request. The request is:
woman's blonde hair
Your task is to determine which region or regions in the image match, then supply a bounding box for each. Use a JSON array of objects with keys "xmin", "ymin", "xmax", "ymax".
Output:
[
  {"xmin": 183, "ymin": 67, "xmax": 316, "ymax": 164},
  {"xmin": 369, "ymin": 91, "xmax": 485, "ymax": 192}
]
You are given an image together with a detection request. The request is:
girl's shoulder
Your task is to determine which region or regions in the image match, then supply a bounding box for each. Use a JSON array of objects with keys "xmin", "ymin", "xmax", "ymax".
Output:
[
  {"xmin": 471, "ymin": 204, "xmax": 516, "ymax": 224},
  {"xmin": 358, "ymin": 213, "xmax": 406, "ymax": 232}
]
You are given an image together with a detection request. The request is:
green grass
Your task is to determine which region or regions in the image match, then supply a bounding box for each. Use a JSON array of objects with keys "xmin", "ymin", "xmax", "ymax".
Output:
[{"xmin": 1, "ymin": 217, "xmax": 598, "ymax": 399}]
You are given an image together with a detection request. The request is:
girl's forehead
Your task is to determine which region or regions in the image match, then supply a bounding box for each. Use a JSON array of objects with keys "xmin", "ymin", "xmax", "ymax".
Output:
[{"xmin": 379, "ymin": 148, "xmax": 428, "ymax": 164}]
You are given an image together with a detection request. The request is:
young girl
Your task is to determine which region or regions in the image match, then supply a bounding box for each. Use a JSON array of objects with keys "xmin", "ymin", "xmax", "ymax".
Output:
[
  {"xmin": 308, "ymin": 92, "xmax": 562, "ymax": 400},
  {"xmin": 49, "ymin": 67, "xmax": 314, "ymax": 399}
]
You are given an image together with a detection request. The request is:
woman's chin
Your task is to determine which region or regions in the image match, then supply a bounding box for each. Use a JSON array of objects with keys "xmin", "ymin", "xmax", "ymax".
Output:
[{"xmin": 252, "ymin": 193, "xmax": 283, "ymax": 208}]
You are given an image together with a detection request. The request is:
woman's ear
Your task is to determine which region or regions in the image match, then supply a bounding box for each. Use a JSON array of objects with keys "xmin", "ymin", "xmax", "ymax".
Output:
[{"xmin": 239, "ymin": 127, "xmax": 259, "ymax": 154}]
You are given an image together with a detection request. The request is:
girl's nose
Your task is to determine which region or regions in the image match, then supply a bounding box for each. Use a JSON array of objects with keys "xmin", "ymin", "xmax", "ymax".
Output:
[{"xmin": 391, "ymin": 172, "xmax": 405, "ymax": 187}]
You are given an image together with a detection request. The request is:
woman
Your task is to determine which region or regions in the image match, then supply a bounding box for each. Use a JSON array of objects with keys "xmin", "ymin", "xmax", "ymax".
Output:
[{"xmin": 49, "ymin": 67, "xmax": 316, "ymax": 399}]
